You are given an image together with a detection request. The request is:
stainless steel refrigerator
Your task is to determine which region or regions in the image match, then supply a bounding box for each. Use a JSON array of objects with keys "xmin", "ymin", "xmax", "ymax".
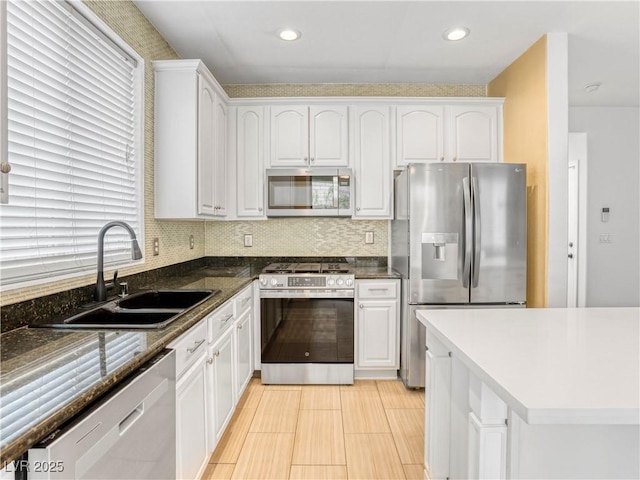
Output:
[{"xmin": 391, "ymin": 163, "xmax": 527, "ymax": 388}]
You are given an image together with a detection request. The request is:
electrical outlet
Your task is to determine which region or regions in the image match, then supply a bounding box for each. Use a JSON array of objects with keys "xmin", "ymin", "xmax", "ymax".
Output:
[
  {"xmin": 599, "ymin": 233, "xmax": 613, "ymax": 243},
  {"xmin": 189, "ymin": 235, "xmax": 195, "ymax": 250},
  {"xmin": 365, "ymin": 231, "xmax": 374, "ymax": 244},
  {"xmin": 244, "ymin": 234, "xmax": 253, "ymax": 247},
  {"xmin": 153, "ymin": 237, "xmax": 160, "ymax": 255}
]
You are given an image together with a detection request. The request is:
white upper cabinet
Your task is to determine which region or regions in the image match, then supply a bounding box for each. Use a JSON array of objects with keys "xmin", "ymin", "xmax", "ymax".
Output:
[
  {"xmin": 396, "ymin": 106, "xmax": 445, "ymax": 164},
  {"xmin": 395, "ymin": 102, "xmax": 502, "ymax": 168},
  {"xmin": 154, "ymin": 60, "xmax": 228, "ymax": 219},
  {"xmin": 236, "ymin": 106, "xmax": 265, "ymax": 218},
  {"xmin": 309, "ymin": 106, "xmax": 349, "ymax": 166},
  {"xmin": 448, "ymin": 105, "xmax": 499, "ymax": 163},
  {"xmin": 270, "ymin": 105, "xmax": 349, "ymax": 167},
  {"xmin": 352, "ymin": 106, "xmax": 392, "ymax": 218}
]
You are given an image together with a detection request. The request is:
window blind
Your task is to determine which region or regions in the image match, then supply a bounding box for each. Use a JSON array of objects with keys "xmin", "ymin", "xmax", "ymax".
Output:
[{"xmin": 1, "ymin": 0, "xmax": 142, "ymax": 286}]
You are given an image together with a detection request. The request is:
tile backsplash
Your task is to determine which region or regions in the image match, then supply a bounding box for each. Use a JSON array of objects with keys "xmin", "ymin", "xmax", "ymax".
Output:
[{"xmin": 205, "ymin": 219, "xmax": 388, "ymax": 257}]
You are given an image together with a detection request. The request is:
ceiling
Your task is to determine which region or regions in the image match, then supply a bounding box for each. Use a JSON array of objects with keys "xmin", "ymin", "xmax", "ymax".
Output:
[{"xmin": 133, "ymin": 1, "xmax": 639, "ymax": 107}]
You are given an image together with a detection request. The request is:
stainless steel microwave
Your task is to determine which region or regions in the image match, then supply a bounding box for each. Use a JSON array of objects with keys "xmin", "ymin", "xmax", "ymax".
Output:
[{"xmin": 266, "ymin": 168, "xmax": 353, "ymax": 217}]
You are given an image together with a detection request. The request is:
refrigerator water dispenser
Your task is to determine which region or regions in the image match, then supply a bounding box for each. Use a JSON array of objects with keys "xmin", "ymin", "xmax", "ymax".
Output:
[{"xmin": 421, "ymin": 233, "xmax": 458, "ymax": 279}]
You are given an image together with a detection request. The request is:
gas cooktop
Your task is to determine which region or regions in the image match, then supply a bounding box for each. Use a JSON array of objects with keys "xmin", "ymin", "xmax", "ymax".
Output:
[{"xmin": 261, "ymin": 262, "xmax": 352, "ymax": 274}]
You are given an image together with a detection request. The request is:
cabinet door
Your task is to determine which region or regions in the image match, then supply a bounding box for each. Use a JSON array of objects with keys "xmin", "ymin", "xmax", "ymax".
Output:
[
  {"xmin": 356, "ymin": 300, "xmax": 397, "ymax": 368},
  {"xmin": 309, "ymin": 106, "xmax": 349, "ymax": 166},
  {"xmin": 270, "ymin": 106, "xmax": 309, "ymax": 166},
  {"xmin": 448, "ymin": 105, "xmax": 499, "ymax": 163},
  {"xmin": 197, "ymin": 74, "xmax": 216, "ymax": 215},
  {"xmin": 176, "ymin": 354, "xmax": 208, "ymax": 480},
  {"xmin": 236, "ymin": 106, "xmax": 265, "ymax": 217},
  {"xmin": 208, "ymin": 329, "xmax": 235, "ymax": 445},
  {"xmin": 352, "ymin": 106, "xmax": 391, "ymax": 218},
  {"xmin": 396, "ymin": 106, "xmax": 445, "ymax": 166},
  {"xmin": 213, "ymin": 97, "xmax": 227, "ymax": 216},
  {"xmin": 234, "ymin": 309, "xmax": 253, "ymax": 399}
]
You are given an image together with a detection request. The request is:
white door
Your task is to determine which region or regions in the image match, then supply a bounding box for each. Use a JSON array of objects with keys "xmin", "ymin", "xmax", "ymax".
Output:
[
  {"xmin": 197, "ymin": 75, "xmax": 216, "ymax": 215},
  {"xmin": 236, "ymin": 106, "xmax": 265, "ymax": 217},
  {"xmin": 396, "ymin": 105, "xmax": 445, "ymax": 166},
  {"xmin": 356, "ymin": 300, "xmax": 397, "ymax": 368},
  {"xmin": 209, "ymin": 328, "xmax": 235, "ymax": 443},
  {"xmin": 448, "ymin": 105, "xmax": 498, "ymax": 163},
  {"xmin": 235, "ymin": 309, "xmax": 253, "ymax": 398},
  {"xmin": 270, "ymin": 106, "xmax": 309, "ymax": 166},
  {"xmin": 567, "ymin": 161, "xmax": 578, "ymax": 307},
  {"xmin": 309, "ymin": 106, "xmax": 349, "ymax": 166},
  {"xmin": 176, "ymin": 354, "xmax": 208, "ymax": 480},
  {"xmin": 352, "ymin": 106, "xmax": 391, "ymax": 218},
  {"xmin": 567, "ymin": 132, "xmax": 588, "ymax": 307}
]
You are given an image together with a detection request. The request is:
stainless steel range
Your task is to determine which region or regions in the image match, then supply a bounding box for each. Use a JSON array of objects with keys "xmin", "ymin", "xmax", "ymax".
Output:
[{"xmin": 259, "ymin": 262, "xmax": 355, "ymax": 385}]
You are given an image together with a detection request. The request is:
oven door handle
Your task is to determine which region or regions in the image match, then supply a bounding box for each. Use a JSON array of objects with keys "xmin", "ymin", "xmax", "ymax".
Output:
[{"xmin": 259, "ymin": 289, "xmax": 355, "ymax": 299}]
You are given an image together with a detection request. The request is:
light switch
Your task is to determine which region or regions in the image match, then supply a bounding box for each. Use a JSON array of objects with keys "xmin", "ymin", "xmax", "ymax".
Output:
[
  {"xmin": 365, "ymin": 231, "xmax": 374, "ymax": 244},
  {"xmin": 153, "ymin": 237, "xmax": 160, "ymax": 255},
  {"xmin": 189, "ymin": 235, "xmax": 194, "ymax": 250},
  {"xmin": 244, "ymin": 234, "xmax": 253, "ymax": 247}
]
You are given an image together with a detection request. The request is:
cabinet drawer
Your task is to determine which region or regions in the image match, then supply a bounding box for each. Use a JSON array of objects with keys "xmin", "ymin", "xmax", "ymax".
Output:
[
  {"xmin": 357, "ymin": 281, "xmax": 398, "ymax": 299},
  {"xmin": 234, "ymin": 285, "xmax": 253, "ymax": 316},
  {"xmin": 169, "ymin": 320, "xmax": 207, "ymax": 378},
  {"xmin": 208, "ymin": 300, "xmax": 234, "ymax": 344}
]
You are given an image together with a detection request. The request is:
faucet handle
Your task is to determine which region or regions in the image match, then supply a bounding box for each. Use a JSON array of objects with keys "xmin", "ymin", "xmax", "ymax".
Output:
[{"xmin": 112, "ymin": 270, "xmax": 118, "ymax": 288}]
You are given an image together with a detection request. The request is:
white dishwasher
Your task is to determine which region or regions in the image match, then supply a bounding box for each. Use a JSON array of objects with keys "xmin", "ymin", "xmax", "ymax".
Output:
[{"xmin": 28, "ymin": 349, "xmax": 175, "ymax": 480}]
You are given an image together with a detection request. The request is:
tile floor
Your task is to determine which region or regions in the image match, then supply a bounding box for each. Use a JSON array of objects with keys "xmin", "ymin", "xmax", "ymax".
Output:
[{"xmin": 203, "ymin": 378, "xmax": 425, "ymax": 480}]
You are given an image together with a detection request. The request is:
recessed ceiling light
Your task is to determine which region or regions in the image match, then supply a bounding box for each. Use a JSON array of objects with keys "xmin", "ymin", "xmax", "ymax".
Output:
[
  {"xmin": 443, "ymin": 27, "xmax": 470, "ymax": 41},
  {"xmin": 278, "ymin": 28, "xmax": 301, "ymax": 41},
  {"xmin": 584, "ymin": 82, "xmax": 602, "ymax": 93}
]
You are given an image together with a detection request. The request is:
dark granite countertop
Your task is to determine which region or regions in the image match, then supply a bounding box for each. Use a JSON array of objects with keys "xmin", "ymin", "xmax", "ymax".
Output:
[
  {"xmin": 0, "ymin": 257, "xmax": 399, "ymax": 467},
  {"xmin": 0, "ymin": 273, "xmax": 252, "ymax": 468}
]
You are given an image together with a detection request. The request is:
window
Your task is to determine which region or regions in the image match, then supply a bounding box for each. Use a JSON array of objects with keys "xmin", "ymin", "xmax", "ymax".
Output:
[{"xmin": 0, "ymin": 0, "xmax": 144, "ymax": 287}]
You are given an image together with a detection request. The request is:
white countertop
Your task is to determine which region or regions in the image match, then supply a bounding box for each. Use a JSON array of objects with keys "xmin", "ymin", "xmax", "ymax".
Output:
[{"xmin": 416, "ymin": 308, "xmax": 640, "ymax": 425}]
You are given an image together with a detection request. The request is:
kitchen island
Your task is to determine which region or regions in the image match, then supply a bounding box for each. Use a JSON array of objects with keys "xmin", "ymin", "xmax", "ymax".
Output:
[{"xmin": 416, "ymin": 307, "xmax": 639, "ymax": 480}]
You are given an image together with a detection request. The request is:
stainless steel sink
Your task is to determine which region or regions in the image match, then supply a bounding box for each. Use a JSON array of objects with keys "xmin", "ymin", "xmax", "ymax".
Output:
[{"xmin": 42, "ymin": 289, "xmax": 219, "ymax": 329}]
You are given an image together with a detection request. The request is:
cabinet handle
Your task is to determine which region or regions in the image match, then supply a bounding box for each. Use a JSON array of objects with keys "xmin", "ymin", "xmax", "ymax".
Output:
[
  {"xmin": 214, "ymin": 350, "xmax": 220, "ymax": 357},
  {"xmin": 453, "ymin": 156, "xmax": 457, "ymax": 162},
  {"xmin": 187, "ymin": 339, "xmax": 205, "ymax": 354},
  {"xmin": 258, "ymin": 207, "xmax": 263, "ymax": 212},
  {"xmin": 207, "ymin": 357, "xmax": 214, "ymax": 365},
  {"xmin": 310, "ymin": 157, "xmax": 315, "ymax": 163},
  {"xmin": 359, "ymin": 304, "xmax": 364, "ymax": 309},
  {"xmin": 440, "ymin": 156, "xmax": 445, "ymax": 162},
  {"xmin": 304, "ymin": 156, "xmax": 308, "ymax": 163},
  {"xmin": 221, "ymin": 313, "xmax": 233, "ymax": 324},
  {"xmin": 368, "ymin": 287, "xmax": 389, "ymax": 292},
  {"xmin": 241, "ymin": 296, "xmax": 251, "ymax": 306},
  {"xmin": 237, "ymin": 324, "xmax": 243, "ymax": 330},
  {"xmin": 356, "ymin": 207, "xmax": 360, "ymax": 211}
]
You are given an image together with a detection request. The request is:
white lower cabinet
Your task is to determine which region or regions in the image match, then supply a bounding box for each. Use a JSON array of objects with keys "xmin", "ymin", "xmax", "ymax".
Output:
[
  {"xmin": 207, "ymin": 327, "xmax": 235, "ymax": 446},
  {"xmin": 170, "ymin": 283, "xmax": 255, "ymax": 476},
  {"xmin": 355, "ymin": 279, "xmax": 399, "ymax": 378},
  {"xmin": 170, "ymin": 320, "xmax": 209, "ymax": 480}
]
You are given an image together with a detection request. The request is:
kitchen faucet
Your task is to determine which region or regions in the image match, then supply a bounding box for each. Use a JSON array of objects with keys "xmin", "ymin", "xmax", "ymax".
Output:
[{"xmin": 94, "ymin": 221, "xmax": 143, "ymax": 301}]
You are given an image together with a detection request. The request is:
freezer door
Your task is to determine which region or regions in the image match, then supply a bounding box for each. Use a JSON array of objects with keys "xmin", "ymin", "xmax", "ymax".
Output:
[
  {"xmin": 470, "ymin": 163, "xmax": 527, "ymax": 303},
  {"xmin": 409, "ymin": 163, "xmax": 470, "ymax": 304}
]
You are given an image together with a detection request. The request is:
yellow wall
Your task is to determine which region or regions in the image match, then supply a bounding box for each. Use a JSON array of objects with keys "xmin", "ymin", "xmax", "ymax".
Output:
[{"xmin": 488, "ymin": 36, "xmax": 548, "ymax": 307}]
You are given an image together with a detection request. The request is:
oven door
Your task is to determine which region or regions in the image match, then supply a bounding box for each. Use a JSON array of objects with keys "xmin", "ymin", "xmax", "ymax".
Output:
[{"xmin": 259, "ymin": 289, "xmax": 354, "ymax": 384}]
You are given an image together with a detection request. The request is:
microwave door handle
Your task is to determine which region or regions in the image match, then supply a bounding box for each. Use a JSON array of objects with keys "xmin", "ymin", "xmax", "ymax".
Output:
[{"xmin": 333, "ymin": 175, "xmax": 339, "ymax": 208}]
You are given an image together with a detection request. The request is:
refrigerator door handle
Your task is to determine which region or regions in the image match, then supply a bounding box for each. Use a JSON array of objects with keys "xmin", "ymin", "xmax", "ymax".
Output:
[
  {"xmin": 462, "ymin": 176, "xmax": 472, "ymax": 288},
  {"xmin": 472, "ymin": 176, "xmax": 481, "ymax": 288}
]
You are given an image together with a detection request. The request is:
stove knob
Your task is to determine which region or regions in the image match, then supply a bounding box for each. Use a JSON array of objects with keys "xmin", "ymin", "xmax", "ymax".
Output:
[
  {"xmin": 327, "ymin": 278, "xmax": 335, "ymax": 286},
  {"xmin": 345, "ymin": 278, "xmax": 353, "ymax": 287},
  {"xmin": 270, "ymin": 277, "xmax": 278, "ymax": 286},
  {"xmin": 260, "ymin": 277, "xmax": 268, "ymax": 287},
  {"xmin": 336, "ymin": 278, "xmax": 344, "ymax": 286}
]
